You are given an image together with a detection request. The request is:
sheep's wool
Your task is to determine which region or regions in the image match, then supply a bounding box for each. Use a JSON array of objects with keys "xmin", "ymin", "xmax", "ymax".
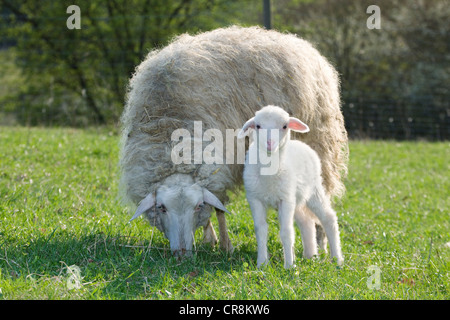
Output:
[{"xmin": 120, "ymin": 26, "xmax": 348, "ymax": 210}]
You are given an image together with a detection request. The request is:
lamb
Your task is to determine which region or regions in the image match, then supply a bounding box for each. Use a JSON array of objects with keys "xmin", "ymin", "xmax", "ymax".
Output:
[
  {"xmin": 239, "ymin": 105, "xmax": 344, "ymax": 268},
  {"xmin": 120, "ymin": 26, "xmax": 348, "ymax": 255}
]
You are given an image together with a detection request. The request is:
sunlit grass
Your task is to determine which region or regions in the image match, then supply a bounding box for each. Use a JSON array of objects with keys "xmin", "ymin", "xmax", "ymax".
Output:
[{"xmin": 0, "ymin": 127, "xmax": 449, "ymax": 299}]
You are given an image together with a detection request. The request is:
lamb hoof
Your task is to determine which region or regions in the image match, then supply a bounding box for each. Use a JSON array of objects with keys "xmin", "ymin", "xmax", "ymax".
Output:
[{"xmin": 336, "ymin": 256, "xmax": 344, "ymax": 266}]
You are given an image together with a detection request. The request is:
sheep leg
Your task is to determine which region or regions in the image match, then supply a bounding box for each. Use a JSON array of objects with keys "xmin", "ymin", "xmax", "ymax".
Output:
[
  {"xmin": 278, "ymin": 200, "xmax": 296, "ymax": 268},
  {"xmin": 249, "ymin": 199, "xmax": 269, "ymax": 268},
  {"xmin": 306, "ymin": 191, "xmax": 344, "ymax": 265},
  {"xmin": 216, "ymin": 209, "xmax": 234, "ymax": 253},
  {"xmin": 202, "ymin": 219, "xmax": 218, "ymax": 247},
  {"xmin": 294, "ymin": 206, "xmax": 318, "ymax": 259},
  {"xmin": 315, "ymin": 223, "xmax": 328, "ymax": 253}
]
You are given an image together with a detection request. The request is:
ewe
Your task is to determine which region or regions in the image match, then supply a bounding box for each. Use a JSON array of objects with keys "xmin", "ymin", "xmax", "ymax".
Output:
[{"xmin": 239, "ymin": 105, "xmax": 344, "ymax": 268}]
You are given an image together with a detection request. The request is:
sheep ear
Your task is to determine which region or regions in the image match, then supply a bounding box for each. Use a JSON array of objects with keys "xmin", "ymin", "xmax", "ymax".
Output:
[
  {"xmin": 288, "ymin": 117, "xmax": 309, "ymax": 133},
  {"xmin": 203, "ymin": 188, "xmax": 230, "ymax": 214},
  {"xmin": 237, "ymin": 117, "xmax": 255, "ymax": 139},
  {"xmin": 129, "ymin": 192, "xmax": 155, "ymax": 222}
]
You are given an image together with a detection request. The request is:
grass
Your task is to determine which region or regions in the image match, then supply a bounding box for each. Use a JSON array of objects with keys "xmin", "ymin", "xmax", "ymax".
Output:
[{"xmin": 0, "ymin": 126, "xmax": 449, "ymax": 300}]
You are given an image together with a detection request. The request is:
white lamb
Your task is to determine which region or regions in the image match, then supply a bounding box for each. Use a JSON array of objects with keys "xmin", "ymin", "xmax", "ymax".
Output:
[{"xmin": 238, "ymin": 105, "xmax": 344, "ymax": 268}]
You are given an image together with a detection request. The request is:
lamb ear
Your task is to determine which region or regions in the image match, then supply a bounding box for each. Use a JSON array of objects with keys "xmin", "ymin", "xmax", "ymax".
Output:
[
  {"xmin": 203, "ymin": 188, "xmax": 230, "ymax": 214},
  {"xmin": 237, "ymin": 117, "xmax": 255, "ymax": 139},
  {"xmin": 288, "ymin": 117, "xmax": 310, "ymax": 133},
  {"xmin": 129, "ymin": 192, "xmax": 155, "ymax": 222}
]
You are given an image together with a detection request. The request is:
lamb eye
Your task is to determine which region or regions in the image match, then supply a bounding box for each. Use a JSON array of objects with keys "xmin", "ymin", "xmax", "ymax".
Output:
[
  {"xmin": 283, "ymin": 125, "xmax": 287, "ymax": 129},
  {"xmin": 256, "ymin": 125, "xmax": 261, "ymax": 129}
]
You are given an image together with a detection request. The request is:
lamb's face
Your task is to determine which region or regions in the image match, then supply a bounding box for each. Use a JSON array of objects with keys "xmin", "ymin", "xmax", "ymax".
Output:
[
  {"xmin": 238, "ymin": 105, "xmax": 310, "ymax": 154},
  {"xmin": 253, "ymin": 107, "xmax": 291, "ymax": 153}
]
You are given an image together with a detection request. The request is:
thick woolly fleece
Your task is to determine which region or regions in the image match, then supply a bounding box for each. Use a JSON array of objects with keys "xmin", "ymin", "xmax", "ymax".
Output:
[{"xmin": 119, "ymin": 26, "xmax": 348, "ymax": 216}]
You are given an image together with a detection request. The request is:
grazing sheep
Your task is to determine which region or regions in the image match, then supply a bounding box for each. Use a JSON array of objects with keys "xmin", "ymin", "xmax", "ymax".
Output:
[
  {"xmin": 119, "ymin": 25, "xmax": 348, "ymax": 255},
  {"xmin": 239, "ymin": 105, "xmax": 344, "ymax": 268}
]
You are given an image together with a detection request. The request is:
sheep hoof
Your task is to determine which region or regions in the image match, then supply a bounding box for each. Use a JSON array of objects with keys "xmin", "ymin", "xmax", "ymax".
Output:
[
  {"xmin": 203, "ymin": 220, "xmax": 218, "ymax": 247},
  {"xmin": 219, "ymin": 238, "xmax": 234, "ymax": 253},
  {"xmin": 203, "ymin": 233, "xmax": 218, "ymax": 247}
]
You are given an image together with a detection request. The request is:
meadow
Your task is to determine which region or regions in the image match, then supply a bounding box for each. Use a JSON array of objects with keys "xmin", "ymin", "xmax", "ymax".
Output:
[{"xmin": 0, "ymin": 126, "xmax": 449, "ymax": 300}]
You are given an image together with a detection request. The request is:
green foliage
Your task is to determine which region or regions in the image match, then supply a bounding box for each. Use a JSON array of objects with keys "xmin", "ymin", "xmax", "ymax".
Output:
[
  {"xmin": 0, "ymin": 0, "xmax": 448, "ymax": 137},
  {"xmin": 272, "ymin": 0, "xmax": 449, "ymax": 140},
  {"xmin": 1, "ymin": 127, "xmax": 449, "ymax": 299},
  {"xmin": 0, "ymin": 0, "xmax": 260, "ymax": 126}
]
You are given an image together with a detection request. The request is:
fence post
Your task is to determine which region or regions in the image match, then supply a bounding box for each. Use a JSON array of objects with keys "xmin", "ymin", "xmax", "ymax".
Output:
[{"xmin": 263, "ymin": 0, "xmax": 272, "ymax": 30}]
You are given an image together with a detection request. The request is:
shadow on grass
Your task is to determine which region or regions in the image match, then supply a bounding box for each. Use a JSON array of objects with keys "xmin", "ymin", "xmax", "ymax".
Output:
[{"xmin": 0, "ymin": 228, "xmax": 256, "ymax": 299}]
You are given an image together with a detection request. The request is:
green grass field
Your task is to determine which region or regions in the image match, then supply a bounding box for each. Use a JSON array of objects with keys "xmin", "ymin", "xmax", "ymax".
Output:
[{"xmin": 0, "ymin": 127, "xmax": 449, "ymax": 299}]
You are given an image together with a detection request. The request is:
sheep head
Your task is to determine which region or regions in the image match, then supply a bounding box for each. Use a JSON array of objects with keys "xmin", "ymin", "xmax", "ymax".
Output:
[
  {"xmin": 238, "ymin": 105, "xmax": 309, "ymax": 153},
  {"xmin": 129, "ymin": 174, "xmax": 228, "ymax": 255}
]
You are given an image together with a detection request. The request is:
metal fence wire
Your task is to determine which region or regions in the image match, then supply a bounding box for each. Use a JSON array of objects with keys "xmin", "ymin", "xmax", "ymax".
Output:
[
  {"xmin": 0, "ymin": 2, "xmax": 448, "ymax": 140},
  {"xmin": 344, "ymin": 95, "xmax": 448, "ymax": 141}
]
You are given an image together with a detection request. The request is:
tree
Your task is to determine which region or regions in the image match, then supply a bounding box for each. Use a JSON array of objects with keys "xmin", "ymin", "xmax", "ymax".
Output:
[
  {"xmin": 1, "ymin": 0, "xmax": 258, "ymax": 126},
  {"xmin": 272, "ymin": 0, "xmax": 449, "ymax": 140}
]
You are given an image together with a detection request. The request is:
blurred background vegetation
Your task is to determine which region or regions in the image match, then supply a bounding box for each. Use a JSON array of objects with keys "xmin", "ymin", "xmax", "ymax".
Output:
[{"xmin": 0, "ymin": 0, "xmax": 448, "ymax": 139}]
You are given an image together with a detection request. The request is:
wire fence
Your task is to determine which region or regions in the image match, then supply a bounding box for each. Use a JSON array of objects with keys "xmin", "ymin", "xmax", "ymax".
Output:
[
  {"xmin": 343, "ymin": 96, "xmax": 448, "ymax": 141},
  {"xmin": 1, "ymin": 3, "xmax": 448, "ymax": 140}
]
